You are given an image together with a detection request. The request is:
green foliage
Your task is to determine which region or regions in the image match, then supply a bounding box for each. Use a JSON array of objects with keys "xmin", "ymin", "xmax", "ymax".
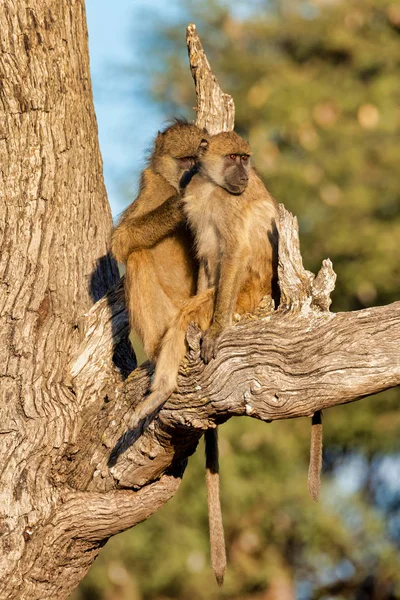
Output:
[
  {"xmin": 73, "ymin": 421, "xmax": 400, "ymax": 599},
  {"xmin": 74, "ymin": 1, "xmax": 400, "ymax": 598},
  {"xmin": 152, "ymin": 0, "xmax": 400, "ymax": 313}
]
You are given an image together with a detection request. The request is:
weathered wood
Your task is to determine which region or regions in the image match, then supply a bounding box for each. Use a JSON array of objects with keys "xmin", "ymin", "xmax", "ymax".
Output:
[
  {"xmin": 277, "ymin": 204, "xmax": 336, "ymax": 311},
  {"xmin": 63, "ymin": 203, "xmax": 400, "ymax": 492},
  {"xmin": 0, "ymin": 1, "xmax": 121, "ymax": 597},
  {"xmin": 65, "ymin": 283, "xmax": 400, "ymax": 492},
  {"xmin": 0, "ymin": 12, "xmax": 243, "ymax": 599},
  {"xmin": 187, "ymin": 22, "xmax": 235, "ymax": 133}
]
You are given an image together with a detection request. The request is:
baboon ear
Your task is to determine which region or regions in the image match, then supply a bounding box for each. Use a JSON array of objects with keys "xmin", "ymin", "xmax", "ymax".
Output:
[
  {"xmin": 199, "ymin": 138, "xmax": 209, "ymax": 153},
  {"xmin": 154, "ymin": 130, "xmax": 164, "ymax": 150}
]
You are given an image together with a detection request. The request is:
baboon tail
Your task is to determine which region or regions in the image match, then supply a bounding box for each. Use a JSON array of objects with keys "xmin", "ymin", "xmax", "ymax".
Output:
[
  {"xmin": 308, "ymin": 411, "xmax": 323, "ymax": 502},
  {"xmin": 205, "ymin": 428, "xmax": 226, "ymax": 586}
]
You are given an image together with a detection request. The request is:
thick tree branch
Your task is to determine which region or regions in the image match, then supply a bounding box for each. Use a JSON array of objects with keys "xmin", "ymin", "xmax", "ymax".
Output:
[
  {"xmin": 65, "ymin": 23, "xmax": 400, "ymax": 515},
  {"xmin": 65, "ymin": 204, "xmax": 400, "ymax": 500},
  {"xmin": 12, "ymin": 474, "xmax": 182, "ymax": 600},
  {"xmin": 67, "ymin": 279, "xmax": 133, "ymax": 404}
]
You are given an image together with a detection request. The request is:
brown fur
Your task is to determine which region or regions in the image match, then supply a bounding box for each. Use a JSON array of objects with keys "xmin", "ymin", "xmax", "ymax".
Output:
[
  {"xmin": 111, "ymin": 121, "xmax": 205, "ymax": 358},
  {"xmin": 129, "ymin": 129, "xmax": 321, "ymax": 580},
  {"xmin": 111, "ymin": 122, "xmax": 226, "ymax": 584},
  {"xmin": 205, "ymin": 429, "xmax": 226, "ymax": 586},
  {"xmin": 308, "ymin": 411, "xmax": 323, "ymax": 502},
  {"xmin": 192, "ymin": 132, "xmax": 322, "ymax": 502},
  {"xmin": 135, "ymin": 132, "xmax": 279, "ymax": 585},
  {"xmin": 184, "ymin": 141, "xmax": 278, "ymax": 330}
]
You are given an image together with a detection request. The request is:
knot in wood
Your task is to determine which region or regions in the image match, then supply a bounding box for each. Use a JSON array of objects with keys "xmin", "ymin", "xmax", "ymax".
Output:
[
  {"xmin": 311, "ymin": 259, "xmax": 337, "ymax": 312},
  {"xmin": 241, "ymin": 373, "xmax": 287, "ymax": 420}
]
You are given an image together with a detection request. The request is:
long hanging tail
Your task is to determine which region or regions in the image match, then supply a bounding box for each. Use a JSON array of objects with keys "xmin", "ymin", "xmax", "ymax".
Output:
[
  {"xmin": 134, "ymin": 289, "xmax": 215, "ymax": 424},
  {"xmin": 308, "ymin": 411, "xmax": 323, "ymax": 502},
  {"xmin": 205, "ymin": 428, "xmax": 226, "ymax": 586}
]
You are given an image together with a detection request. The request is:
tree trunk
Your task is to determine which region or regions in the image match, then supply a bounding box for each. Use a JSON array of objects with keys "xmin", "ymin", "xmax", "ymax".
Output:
[
  {"xmin": 0, "ymin": 1, "xmax": 128, "ymax": 597},
  {"xmin": 1, "ymin": 7, "xmax": 399, "ymax": 600}
]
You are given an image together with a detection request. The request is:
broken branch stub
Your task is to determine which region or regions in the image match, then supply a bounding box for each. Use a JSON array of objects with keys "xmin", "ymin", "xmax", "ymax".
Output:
[
  {"xmin": 186, "ymin": 23, "xmax": 235, "ymax": 134},
  {"xmin": 277, "ymin": 204, "xmax": 336, "ymax": 312},
  {"xmin": 312, "ymin": 259, "xmax": 336, "ymax": 312}
]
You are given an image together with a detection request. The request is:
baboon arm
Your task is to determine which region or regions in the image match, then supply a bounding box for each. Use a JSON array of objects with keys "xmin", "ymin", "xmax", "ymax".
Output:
[
  {"xmin": 112, "ymin": 195, "xmax": 185, "ymax": 262},
  {"xmin": 214, "ymin": 251, "xmax": 248, "ymax": 327},
  {"xmin": 201, "ymin": 249, "xmax": 248, "ymax": 363},
  {"xmin": 131, "ymin": 195, "xmax": 185, "ymax": 247}
]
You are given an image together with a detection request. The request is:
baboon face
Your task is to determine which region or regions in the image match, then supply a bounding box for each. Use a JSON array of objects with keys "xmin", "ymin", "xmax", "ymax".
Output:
[
  {"xmin": 152, "ymin": 121, "xmax": 208, "ymax": 191},
  {"xmin": 220, "ymin": 152, "xmax": 250, "ymax": 194},
  {"xmin": 198, "ymin": 131, "xmax": 252, "ymax": 195}
]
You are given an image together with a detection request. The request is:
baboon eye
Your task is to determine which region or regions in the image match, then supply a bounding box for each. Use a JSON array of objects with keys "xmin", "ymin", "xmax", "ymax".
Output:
[
  {"xmin": 178, "ymin": 156, "xmax": 194, "ymax": 167},
  {"xmin": 241, "ymin": 155, "xmax": 249, "ymax": 162},
  {"xmin": 229, "ymin": 154, "xmax": 237, "ymax": 160}
]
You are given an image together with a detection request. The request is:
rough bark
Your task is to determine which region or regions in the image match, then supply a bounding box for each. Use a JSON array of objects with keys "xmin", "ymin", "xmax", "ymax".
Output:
[
  {"xmin": 0, "ymin": 1, "xmax": 129, "ymax": 598},
  {"xmin": 0, "ymin": 8, "xmax": 399, "ymax": 600},
  {"xmin": 63, "ymin": 206, "xmax": 400, "ymax": 494},
  {"xmin": 186, "ymin": 22, "xmax": 235, "ymax": 134}
]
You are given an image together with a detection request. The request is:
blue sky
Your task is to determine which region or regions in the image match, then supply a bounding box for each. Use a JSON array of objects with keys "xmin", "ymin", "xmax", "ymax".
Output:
[
  {"xmin": 86, "ymin": 0, "xmax": 178, "ymax": 217},
  {"xmin": 85, "ymin": 1, "xmax": 265, "ymax": 217}
]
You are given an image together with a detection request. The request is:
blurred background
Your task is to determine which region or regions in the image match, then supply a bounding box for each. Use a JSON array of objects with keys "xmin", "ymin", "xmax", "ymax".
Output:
[{"xmin": 71, "ymin": 0, "xmax": 400, "ymax": 598}]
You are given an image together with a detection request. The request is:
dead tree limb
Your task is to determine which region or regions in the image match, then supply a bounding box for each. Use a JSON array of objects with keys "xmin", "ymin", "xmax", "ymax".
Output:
[{"xmin": 65, "ymin": 203, "xmax": 400, "ymax": 494}]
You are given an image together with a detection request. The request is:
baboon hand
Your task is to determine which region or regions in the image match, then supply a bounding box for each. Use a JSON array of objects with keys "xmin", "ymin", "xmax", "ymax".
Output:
[
  {"xmin": 171, "ymin": 196, "xmax": 186, "ymax": 218},
  {"xmin": 201, "ymin": 324, "xmax": 223, "ymax": 364}
]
